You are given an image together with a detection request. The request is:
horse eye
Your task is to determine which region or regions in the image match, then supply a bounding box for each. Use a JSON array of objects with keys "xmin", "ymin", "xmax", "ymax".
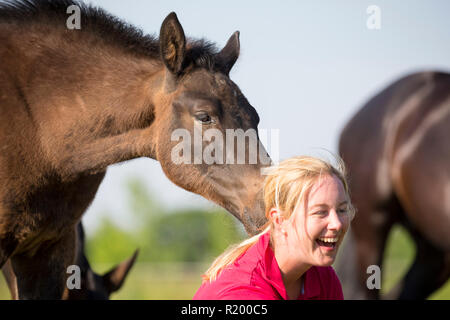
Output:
[{"xmin": 195, "ymin": 113, "xmax": 214, "ymax": 124}]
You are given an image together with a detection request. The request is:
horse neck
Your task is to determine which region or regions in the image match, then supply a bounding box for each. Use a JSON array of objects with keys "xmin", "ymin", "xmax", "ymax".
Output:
[
  {"xmin": 62, "ymin": 45, "xmax": 163, "ymax": 134},
  {"xmin": 8, "ymin": 24, "xmax": 163, "ymax": 131},
  {"xmin": 5, "ymin": 25, "xmax": 166, "ymax": 177}
]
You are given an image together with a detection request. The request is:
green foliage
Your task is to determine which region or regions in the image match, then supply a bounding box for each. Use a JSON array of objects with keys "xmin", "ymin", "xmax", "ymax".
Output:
[
  {"xmin": 140, "ymin": 208, "xmax": 244, "ymax": 262},
  {"xmin": 85, "ymin": 217, "xmax": 139, "ymax": 264},
  {"xmin": 85, "ymin": 177, "xmax": 246, "ymax": 264}
]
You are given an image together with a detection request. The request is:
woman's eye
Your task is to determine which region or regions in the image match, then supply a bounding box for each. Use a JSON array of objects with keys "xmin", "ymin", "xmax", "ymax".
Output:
[{"xmin": 195, "ymin": 113, "xmax": 214, "ymax": 124}]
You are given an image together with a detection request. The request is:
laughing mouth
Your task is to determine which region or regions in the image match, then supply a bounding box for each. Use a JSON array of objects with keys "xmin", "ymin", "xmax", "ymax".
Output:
[{"xmin": 316, "ymin": 236, "xmax": 338, "ymax": 248}]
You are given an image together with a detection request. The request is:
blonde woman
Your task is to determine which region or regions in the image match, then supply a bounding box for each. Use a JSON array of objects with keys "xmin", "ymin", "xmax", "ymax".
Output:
[{"xmin": 193, "ymin": 156, "xmax": 355, "ymax": 300}]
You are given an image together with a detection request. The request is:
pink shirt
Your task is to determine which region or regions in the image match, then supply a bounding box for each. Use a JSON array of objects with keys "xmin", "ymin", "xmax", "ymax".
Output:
[{"xmin": 193, "ymin": 232, "xmax": 344, "ymax": 300}]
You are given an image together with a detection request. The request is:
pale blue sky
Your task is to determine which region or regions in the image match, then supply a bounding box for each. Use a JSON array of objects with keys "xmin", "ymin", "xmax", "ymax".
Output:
[{"xmin": 82, "ymin": 0, "xmax": 450, "ymax": 234}]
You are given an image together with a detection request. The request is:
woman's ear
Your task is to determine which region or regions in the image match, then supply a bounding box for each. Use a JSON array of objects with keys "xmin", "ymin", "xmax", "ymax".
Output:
[{"xmin": 269, "ymin": 207, "xmax": 286, "ymax": 235}]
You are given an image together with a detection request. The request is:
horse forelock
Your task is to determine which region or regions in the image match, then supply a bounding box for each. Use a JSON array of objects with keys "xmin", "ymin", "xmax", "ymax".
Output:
[{"xmin": 184, "ymin": 39, "xmax": 224, "ymax": 72}]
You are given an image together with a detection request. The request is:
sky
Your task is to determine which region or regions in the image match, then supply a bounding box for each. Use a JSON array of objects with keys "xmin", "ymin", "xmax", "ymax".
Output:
[{"xmin": 81, "ymin": 0, "xmax": 450, "ymax": 235}]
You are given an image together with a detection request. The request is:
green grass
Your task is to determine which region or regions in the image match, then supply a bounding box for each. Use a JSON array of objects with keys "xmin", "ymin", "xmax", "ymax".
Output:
[
  {"xmin": 381, "ymin": 225, "xmax": 450, "ymax": 300},
  {"xmin": 0, "ymin": 262, "xmax": 207, "ymax": 300},
  {"xmin": 109, "ymin": 263, "xmax": 207, "ymax": 300},
  {"xmin": 1, "ymin": 226, "xmax": 449, "ymax": 300},
  {"xmin": 380, "ymin": 225, "xmax": 415, "ymax": 295},
  {"xmin": 0, "ymin": 277, "xmax": 9, "ymax": 299}
]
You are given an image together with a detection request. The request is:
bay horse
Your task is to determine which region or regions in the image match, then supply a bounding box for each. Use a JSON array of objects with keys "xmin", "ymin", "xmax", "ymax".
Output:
[
  {"xmin": 0, "ymin": 0, "xmax": 269, "ymax": 299},
  {"xmin": 338, "ymin": 71, "xmax": 450, "ymax": 299},
  {"xmin": 2, "ymin": 223, "xmax": 138, "ymax": 299}
]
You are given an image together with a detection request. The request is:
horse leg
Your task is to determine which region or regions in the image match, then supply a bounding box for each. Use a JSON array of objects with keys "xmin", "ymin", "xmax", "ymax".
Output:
[
  {"xmin": 0, "ymin": 232, "xmax": 18, "ymax": 269},
  {"xmin": 11, "ymin": 230, "xmax": 76, "ymax": 299},
  {"xmin": 334, "ymin": 169, "xmax": 397, "ymax": 300},
  {"xmin": 340, "ymin": 200, "xmax": 394, "ymax": 299},
  {"xmin": 354, "ymin": 213, "xmax": 394, "ymax": 299},
  {"xmin": 388, "ymin": 151, "xmax": 450, "ymax": 298},
  {"xmin": 1, "ymin": 259, "xmax": 18, "ymax": 299}
]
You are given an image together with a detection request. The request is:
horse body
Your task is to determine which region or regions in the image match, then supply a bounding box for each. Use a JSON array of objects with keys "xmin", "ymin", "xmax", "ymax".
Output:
[
  {"xmin": 338, "ymin": 71, "xmax": 450, "ymax": 299},
  {"xmin": 0, "ymin": 8, "xmax": 153, "ymax": 296},
  {"xmin": 0, "ymin": 0, "xmax": 268, "ymax": 299}
]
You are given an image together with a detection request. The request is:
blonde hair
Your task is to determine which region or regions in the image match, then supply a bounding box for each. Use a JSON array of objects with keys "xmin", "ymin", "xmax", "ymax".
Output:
[{"xmin": 202, "ymin": 155, "xmax": 355, "ymax": 282}]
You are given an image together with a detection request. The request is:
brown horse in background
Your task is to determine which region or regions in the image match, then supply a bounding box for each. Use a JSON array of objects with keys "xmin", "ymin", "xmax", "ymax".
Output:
[
  {"xmin": 337, "ymin": 71, "xmax": 450, "ymax": 299},
  {"xmin": 2, "ymin": 223, "xmax": 138, "ymax": 299},
  {"xmin": 0, "ymin": 0, "xmax": 269, "ymax": 299}
]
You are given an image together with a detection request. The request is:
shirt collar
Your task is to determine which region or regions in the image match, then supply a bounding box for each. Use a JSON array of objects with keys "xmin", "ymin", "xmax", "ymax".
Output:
[{"xmin": 256, "ymin": 231, "xmax": 321, "ymax": 299}]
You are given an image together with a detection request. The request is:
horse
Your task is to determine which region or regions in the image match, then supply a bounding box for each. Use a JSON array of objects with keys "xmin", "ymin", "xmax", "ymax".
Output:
[
  {"xmin": 0, "ymin": 0, "xmax": 269, "ymax": 299},
  {"xmin": 337, "ymin": 70, "xmax": 450, "ymax": 299},
  {"xmin": 2, "ymin": 223, "xmax": 138, "ymax": 299}
]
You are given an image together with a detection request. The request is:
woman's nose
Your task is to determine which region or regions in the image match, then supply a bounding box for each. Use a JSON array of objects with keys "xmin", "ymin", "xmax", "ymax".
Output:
[{"xmin": 328, "ymin": 210, "xmax": 344, "ymax": 231}]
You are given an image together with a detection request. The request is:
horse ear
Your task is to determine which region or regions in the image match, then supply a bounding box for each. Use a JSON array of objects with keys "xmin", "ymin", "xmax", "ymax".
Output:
[
  {"xmin": 102, "ymin": 249, "xmax": 139, "ymax": 293},
  {"xmin": 159, "ymin": 12, "xmax": 186, "ymax": 75},
  {"xmin": 216, "ymin": 31, "xmax": 240, "ymax": 75}
]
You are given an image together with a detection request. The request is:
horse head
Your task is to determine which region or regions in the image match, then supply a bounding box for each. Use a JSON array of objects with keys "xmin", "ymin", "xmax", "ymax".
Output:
[{"xmin": 151, "ymin": 13, "xmax": 270, "ymax": 235}]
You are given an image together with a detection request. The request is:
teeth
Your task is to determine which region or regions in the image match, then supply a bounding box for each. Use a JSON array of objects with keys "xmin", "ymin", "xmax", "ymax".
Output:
[{"xmin": 318, "ymin": 237, "xmax": 338, "ymax": 243}]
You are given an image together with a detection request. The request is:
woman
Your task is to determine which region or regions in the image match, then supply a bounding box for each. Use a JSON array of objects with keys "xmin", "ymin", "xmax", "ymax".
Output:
[{"xmin": 193, "ymin": 156, "xmax": 355, "ymax": 300}]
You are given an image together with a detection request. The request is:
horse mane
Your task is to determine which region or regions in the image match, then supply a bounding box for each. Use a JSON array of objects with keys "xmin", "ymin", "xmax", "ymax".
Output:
[{"xmin": 0, "ymin": 0, "xmax": 220, "ymax": 68}]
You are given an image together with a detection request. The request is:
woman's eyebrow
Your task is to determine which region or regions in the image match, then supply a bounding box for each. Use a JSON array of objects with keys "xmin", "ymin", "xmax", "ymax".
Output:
[
  {"xmin": 309, "ymin": 201, "xmax": 348, "ymax": 210},
  {"xmin": 308, "ymin": 204, "xmax": 328, "ymax": 210}
]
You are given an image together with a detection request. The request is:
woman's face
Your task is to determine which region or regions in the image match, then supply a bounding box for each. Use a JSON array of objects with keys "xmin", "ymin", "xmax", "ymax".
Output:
[{"xmin": 286, "ymin": 174, "xmax": 350, "ymax": 267}]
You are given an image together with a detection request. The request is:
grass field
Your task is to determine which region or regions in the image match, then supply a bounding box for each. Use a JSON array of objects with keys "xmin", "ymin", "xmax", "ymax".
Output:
[{"xmin": 1, "ymin": 225, "xmax": 449, "ymax": 300}]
